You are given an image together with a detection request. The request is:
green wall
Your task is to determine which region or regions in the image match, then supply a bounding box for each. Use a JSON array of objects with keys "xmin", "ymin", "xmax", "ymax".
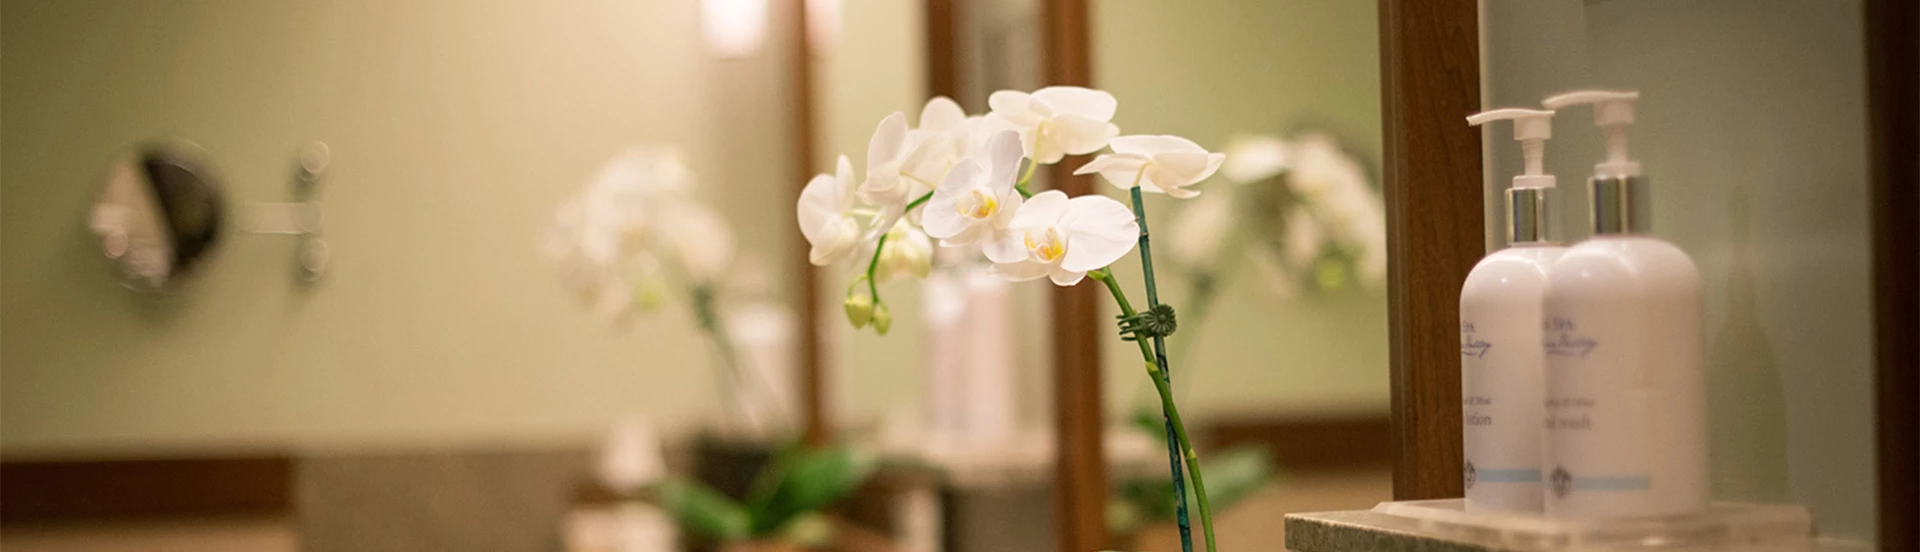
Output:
[
  {"xmin": 0, "ymin": 0, "xmax": 1384, "ymax": 454},
  {"xmin": 0, "ymin": 0, "xmax": 803, "ymax": 453},
  {"xmin": 1092, "ymin": 0, "xmax": 1389, "ymax": 418}
]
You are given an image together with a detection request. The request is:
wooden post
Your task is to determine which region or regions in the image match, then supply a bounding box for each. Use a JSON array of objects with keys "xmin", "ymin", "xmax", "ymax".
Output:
[
  {"xmin": 1038, "ymin": 1, "xmax": 1108, "ymax": 551},
  {"xmin": 787, "ymin": 0, "xmax": 829, "ymax": 447},
  {"xmin": 1378, "ymin": 0, "xmax": 1483, "ymax": 500},
  {"xmin": 924, "ymin": 0, "xmax": 960, "ymax": 100},
  {"xmin": 1866, "ymin": 0, "xmax": 1918, "ymax": 548}
]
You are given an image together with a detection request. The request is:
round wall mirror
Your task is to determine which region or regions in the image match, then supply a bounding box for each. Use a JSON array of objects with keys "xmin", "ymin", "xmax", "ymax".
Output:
[{"xmin": 88, "ymin": 142, "xmax": 227, "ymax": 292}]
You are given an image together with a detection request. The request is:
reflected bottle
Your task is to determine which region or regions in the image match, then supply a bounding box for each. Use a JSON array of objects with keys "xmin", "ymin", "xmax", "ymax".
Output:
[
  {"xmin": 1541, "ymin": 90, "xmax": 1707, "ymax": 519},
  {"xmin": 1707, "ymin": 191, "xmax": 1790, "ymax": 501}
]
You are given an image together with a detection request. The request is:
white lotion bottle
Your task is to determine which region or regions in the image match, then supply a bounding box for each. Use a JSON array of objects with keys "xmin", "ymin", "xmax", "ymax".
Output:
[
  {"xmin": 1461, "ymin": 108, "xmax": 1566, "ymax": 512},
  {"xmin": 1539, "ymin": 90, "xmax": 1707, "ymax": 518}
]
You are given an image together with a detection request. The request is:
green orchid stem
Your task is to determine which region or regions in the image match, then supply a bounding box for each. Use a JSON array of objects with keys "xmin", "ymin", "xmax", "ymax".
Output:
[
  {"xmin": 691, "ymin": 284, "xmax": 788, "ymax": 433},
  {"xmin": 865, "ymin": 234, "xmax": 890, "ymax": 304},
  {"xmin": 1130, "ymin": 173, "xmax": 1216, "ymax": 552},
  {"xmin": 1092, "ymin": 269, "xmax": 1215, "ymax": 552},
  {"xmin": 859, "ymin": 191, "xmax": 936, "ymax": 315},
  {"xmin": 905, "ymin": 191, "xmax": 934, "ymax": 212}
]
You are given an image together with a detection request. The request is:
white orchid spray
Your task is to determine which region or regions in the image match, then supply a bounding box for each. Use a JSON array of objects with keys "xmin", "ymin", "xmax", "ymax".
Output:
[
  {"xmin": 544, "ymin": 147, "xmax": 788, "ymax": 434},
  {"xmin": 793, "ymin": 87, "xmax": 1227, "ymax": 552},
  {"xmin": 1171, "ymin": 132, "xmax": 1385, "ymax": 316}
]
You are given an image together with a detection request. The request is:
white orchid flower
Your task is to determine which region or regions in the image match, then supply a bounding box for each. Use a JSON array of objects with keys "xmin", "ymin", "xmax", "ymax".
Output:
[
  {"xmin": 798, "ymin": 155, "xmax": 885, "ymax": 266},
  {"xmin": 875, "ymin": 219, "xmax": 933, "ymax": 282},
  {"xmin": 904, "ymin": 97, "xmax": 1017, "ymax": 191},
  {"xmin": 1075, "ymin": 135, "xmax": 1226, "ymax": 199},
  {"xmin": 1222, "ymin": 134, "xmax": 1291, "ymax": 183},
  {"xmin": 1166, "ymin": 188, "xmax": 1238, "ymax": 270},
  {"xmin": 924, "ymin": 131, "xmax": 1024, "ymax": 247},
  {"xmin": 1284, "ymin": 206, "xmax": 1324, "ymax": 268},
  {"xmin": 1285, "ymin": 132, "xmax": 1368, "ymax": 200},
  {"xmin": 858, "ymin": 112, "xmax": 922, "ymax": 209},
  {"xmin": 659, "ymin": 202, "xmax": 735, "ymax": 281},
  {"xmin": 989, "ymin": 190, "xmax": 1140, "ymax": 286},
  {"xmin": 987, "ymin": 86, "xmax": 1120, "ymax": 164}
]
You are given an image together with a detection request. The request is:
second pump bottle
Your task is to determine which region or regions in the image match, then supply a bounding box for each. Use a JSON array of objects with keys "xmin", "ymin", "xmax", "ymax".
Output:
[{"xmin": 1463, "ymin": 90, "xmax": 1707, "ymax": 520}]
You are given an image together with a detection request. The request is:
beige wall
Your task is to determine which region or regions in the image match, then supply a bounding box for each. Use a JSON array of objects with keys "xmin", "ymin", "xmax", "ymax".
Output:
[
  {"xmin": 1092, "ymin": 0, "xmax": 1390, "ymax": 418},
  {"xmin": 0, "ymin": 0, "xmax": 803, "ymax": 452}
]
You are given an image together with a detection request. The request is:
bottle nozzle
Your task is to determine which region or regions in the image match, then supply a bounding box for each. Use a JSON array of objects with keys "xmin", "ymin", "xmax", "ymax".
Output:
[
  {"xmin": 1467, "ymin": 108, "xmax": 1557, "ymax": 189},
  {"xmin": 1543, "ymin": 90, "xmax": 1641, "ymax": 177}
]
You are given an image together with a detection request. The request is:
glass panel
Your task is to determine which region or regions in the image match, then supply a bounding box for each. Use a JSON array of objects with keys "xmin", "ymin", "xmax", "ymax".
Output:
[{"xmin": 1482, "ymin": 0, "xmax": 1877, "ymax": 540}]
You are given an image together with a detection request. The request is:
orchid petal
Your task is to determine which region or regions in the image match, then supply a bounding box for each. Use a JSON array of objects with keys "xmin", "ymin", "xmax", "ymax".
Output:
[
  {"xmin": 797, "ymin": 173, "xmax": 840, "ymax": 242},
  {"xmin": 1111, "ymin": 135, "xmax": 1204, "ymax": 156},
  {"xmin": 985, "ymin": 131, "xmax": 1024, "ymax": 190},
  {"xmin": 1073, "ymin": 154, "xmax": 1146, "ymax": 176},
  {"xmin": 983, "ymin": 233, "xmax": 1028, "ymax": 264},
  {"xmin": 988, "ymin": 91, "xmax": 1045, "ymax": 126},
  {"xmin": 990, "ymin": 259, "xmax": 1050, "ymax": 282},
  {"xmin": 1032, "ymin": 86, "xmax": 1117, "ymax": 121},
  {"xmin": 920, "ymin": 97, "xmax": 966, "ymax": 132},
  {"xmin": 1050, "ymin": 116, "xmax": 1119, "ymax": 157},
  {"xmin": 1009, "ymin": 190, "xmax": 1070, "ymax": 228},
  {"xmin": 868, "ymin": 112, "xmax": 910, "ymax": 172},
  {"xmin": 1059, "ymin": 195, "xmax": 1140, "ymax": 272},
  {"xmin": 1047, "ymin": 266, "xmax": 1088, "ymax": 286},
  {"xmin": 1154, "ymin": 152, "xmax": 1214, "ymax": 184}
]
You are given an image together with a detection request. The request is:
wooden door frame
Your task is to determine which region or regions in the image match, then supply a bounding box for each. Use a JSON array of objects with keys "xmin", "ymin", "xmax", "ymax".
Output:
[
  {"xmin": 1034, "ymin": 1, "xmax": 1109, "ymax": 552},
  {"xmin": 1378, "ymin": 0, "xmax": 1483, "ymax": 500},
  {"xmin": 1865, "ymin": 0, "xmax": 1917, "ymax": 549}
]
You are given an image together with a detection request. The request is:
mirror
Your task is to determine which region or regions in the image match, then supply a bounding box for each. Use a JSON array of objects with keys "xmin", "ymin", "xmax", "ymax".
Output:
[{"xmin": 88, "ymin": 142, "xmax": 227, "ymax": 292}]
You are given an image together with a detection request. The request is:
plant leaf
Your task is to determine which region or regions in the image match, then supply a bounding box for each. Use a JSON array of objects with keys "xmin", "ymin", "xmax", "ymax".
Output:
[
  {"xmin": 647, "ymin": 476, "xmax": 752, "ymax": 541},
  {"xmin": 1131, "ymin": 445, "xmax": 1276, "ymax": 521},
  {"xmin": 748, "ymin": 445, "xmax": 877, "ymax": 535}
]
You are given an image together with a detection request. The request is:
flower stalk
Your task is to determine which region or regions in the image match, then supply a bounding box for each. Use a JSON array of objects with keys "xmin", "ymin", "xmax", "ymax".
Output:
[{"xmin": 1091, "ymin": 267, "xmax": 1215, "ymax": 552}]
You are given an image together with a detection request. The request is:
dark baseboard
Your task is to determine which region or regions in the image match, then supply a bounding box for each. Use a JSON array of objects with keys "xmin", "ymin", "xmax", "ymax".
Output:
[
  {"xmin": 1204, "ymin": 414, "xmax": 1393, "ymax": 471},
  {"xmin": 0, "ymin": 454, "xmax": 293, "ymax": 524}
]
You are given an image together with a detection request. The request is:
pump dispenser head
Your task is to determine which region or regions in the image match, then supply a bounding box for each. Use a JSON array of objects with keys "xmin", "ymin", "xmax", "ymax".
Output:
[
  {"xmin": 1467, "ymin": 108, "xmax": 1558, "ymax": 190},
  {"xmin": 1542, "ymin": 90, "xmax": 1641, "ymax": 178},
  {"xmin": 1544, "ymin": 90, "xmax": 1648, "ymax": 234},
  {"xmin": 1468, "ymin": 108, "xmax": 1558, "ymax": 244}
]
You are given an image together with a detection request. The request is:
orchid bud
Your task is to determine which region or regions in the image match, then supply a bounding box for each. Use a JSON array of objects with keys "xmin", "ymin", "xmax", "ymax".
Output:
[
  {"xmin": 844, "ymin": 293, "xmax": 874, "ymax": 328},
  {"xmin": 871, "ymin": 302, "xmax": 893, "ymax": 336},
  {"xmin": 634, "ymin": 278, "xmax": 668, "ymax": 312}
]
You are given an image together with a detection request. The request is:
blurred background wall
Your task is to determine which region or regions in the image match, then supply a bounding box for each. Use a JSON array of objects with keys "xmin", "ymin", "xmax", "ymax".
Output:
[
  {"xmin": 1, "ymin": 0, "xmax": 1388, "ymax": 454},
  {"xmin": 0, "ymin": 0, "xmax": 809, "ymax": 453},
  {"xmin": 1092, "ymin": 0, "xmax": 1388, "ymax": 420}
]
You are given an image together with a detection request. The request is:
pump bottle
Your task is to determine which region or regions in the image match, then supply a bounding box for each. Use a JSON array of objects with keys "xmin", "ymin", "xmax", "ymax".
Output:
[
  {"xmin": 1460, "ymin": 108, "xmax": 1566, "ymax": 512},
  {"xmin": 1538, "ymin": 90, "xmax": 1707, "ymax": 519}
]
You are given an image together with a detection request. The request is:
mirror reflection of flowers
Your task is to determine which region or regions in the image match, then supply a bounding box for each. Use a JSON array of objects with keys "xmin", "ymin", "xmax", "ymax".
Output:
[
  {"xmin": 1169, "ymin": 132, "xmax": 1385, "ymax": 327},
  {"xmin": 542, "ymin": 146, "xmax": 791, "ymax": 436},
  {"xmin": 795, "ymin": 88, "xmax": 1235, "ymax": 552}
]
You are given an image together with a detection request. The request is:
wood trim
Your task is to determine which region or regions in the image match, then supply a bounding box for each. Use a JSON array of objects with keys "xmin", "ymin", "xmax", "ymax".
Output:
[
  {"xmin": 0, "ymin": 455, "xmax": 293, "ymax": 523},
  {"xmin": 1866, "ymin": 0, "xmax": 1919, "ymax": 549},
  {"xmin": 1377, "ymin": 0, "xmax": 1482, "ymax": 501},
  {"xmin": 787, "ymin": 0, "xmax": 829, "ymax": 447},
  {"xmin": 923, "ymin": 0, "xmax": 960, "ymax": 100},
  {"xmin": 1037, "ymin": 1, "xmax": 1106, "ymax": 551},
  {"xmin": 1205, "ymin": 415, "xmax": 1393, "ymax": 471}
]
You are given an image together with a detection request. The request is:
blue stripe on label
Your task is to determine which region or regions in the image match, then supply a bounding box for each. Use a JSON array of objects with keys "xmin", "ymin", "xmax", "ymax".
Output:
[
  {"xmin": 1573, "ymin": 475, "xmax": 1651, "ymax": 491},
  {"xmin": 1476, "ymin": 468, "xmax": 1541, "ymax": 483}
]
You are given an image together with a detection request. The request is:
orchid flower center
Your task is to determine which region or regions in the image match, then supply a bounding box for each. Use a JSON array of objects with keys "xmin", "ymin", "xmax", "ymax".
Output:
[
  {"xmin": 1023, "ymin": 226, "xmax": 1068, "ymax": 263},
  {"xmin": 954, "ymin": 188, "xmax": 999, "ymax": 220}
]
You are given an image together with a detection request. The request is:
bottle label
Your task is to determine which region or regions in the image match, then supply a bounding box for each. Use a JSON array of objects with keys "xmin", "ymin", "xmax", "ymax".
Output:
[
  {"xmin": 1543, "ymin": 299, "xmax": 1708, "ymax": 517},
  {"xmin": 1461, "ymin": 311, "xmax": 1544, "ymax": 511}
]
